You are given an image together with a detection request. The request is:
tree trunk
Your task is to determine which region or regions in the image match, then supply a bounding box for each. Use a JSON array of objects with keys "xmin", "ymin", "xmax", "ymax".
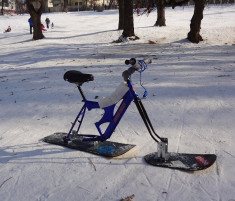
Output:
[
  {"xmin": 122, "ymin": 0, "xmax": 135, "ymax": 37},
  {"xmin": 108, "ymin": 0, "xmax": 114, "ymax": 9},
  {"xmin": 187, "ymin": 0, "xmax": 205, "ymax": 43},
  {"xmin": 26, "ymin": 0, "xmax": 45, "ymax": 40},
  {"xmin": 1, "ymin": 0, "xmax": 4, "ymax": 15},
  {"xmin": 118, "ymin": 0, "xmax": 124, "ymax": 30},
  {"xmin": 64, "ymin": 0, "xmax": 68, "ymax": 12},
  {"xmin": 154, "ymin": 0, "xmax": 166, "ymax": 26}
]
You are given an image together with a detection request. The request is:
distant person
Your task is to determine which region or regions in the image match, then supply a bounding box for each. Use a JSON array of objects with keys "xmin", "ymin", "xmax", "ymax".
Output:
[
  {"xmin": 136, "ymin": 8, "xmax": 140, "ymax": 16},
  {"xmin": 4, "ymin": 26, "xmax": 11, "ymax": 33},
  {"xmin": 28, "ymin": 17, "xmax": 33, "ymax": 34},
  {"xmin": 147, "ymin": 7, "xmax": 152, "ymax": 15},
  {"xmin": 51, "ymin": 22, "xmax": 54, "ymax": 29},
  {"xmin": 45, "ymin": 17, "xmax": 50, "ymax": 29},
  {"xmin": 41, "ymin": 24, "xmax": 47, "ymax": 31}
]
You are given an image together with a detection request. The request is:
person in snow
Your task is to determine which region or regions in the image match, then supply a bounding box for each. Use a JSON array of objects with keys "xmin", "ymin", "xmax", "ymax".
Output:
[
  {"xmin": 136, "ymin": 8, "xmax": 140, "ymax": 16},
  {"xmin": 41, "ymin": 24, "xmax": 47, "ymax": 31},
  {"xmin": 45, "ymin": 17, "xmax": 50, "ymax": 29},
  {"xmin": 147, "ymin": 7, "xmax": 152, "ymax": 16},
  {"xmin": 28, "ymin": 17, "xmax": 33, "ymax": 34},
  {"xmin": 5, "ymin": 26, "xmax": 11, "ymax": 33}
]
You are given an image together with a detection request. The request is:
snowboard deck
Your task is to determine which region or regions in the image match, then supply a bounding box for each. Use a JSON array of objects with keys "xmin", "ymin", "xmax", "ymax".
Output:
[
  {"xmin": 144, "ymin": 152, "xmax": 216, "ymax": 171},
  {"xmin": 43, "ymin": 132, "xmax": 135, "ymax": 157}
]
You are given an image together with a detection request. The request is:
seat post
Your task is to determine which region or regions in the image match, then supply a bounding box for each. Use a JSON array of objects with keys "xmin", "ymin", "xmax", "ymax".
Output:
[{"xmin": 77, "ymin": 85, "xmax": 86, "ymax": 100}]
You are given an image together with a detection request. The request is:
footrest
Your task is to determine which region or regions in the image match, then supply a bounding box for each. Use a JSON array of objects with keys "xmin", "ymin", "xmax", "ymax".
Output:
[{"xmin": 43, "ymin": 132, "xmax": 135, "ymax": 157}]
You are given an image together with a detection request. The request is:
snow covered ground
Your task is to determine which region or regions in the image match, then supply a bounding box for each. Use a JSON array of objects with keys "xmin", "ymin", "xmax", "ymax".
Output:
[{"xmin": 0, "ymin": 4, "xmax": 235, "ymax": 201}]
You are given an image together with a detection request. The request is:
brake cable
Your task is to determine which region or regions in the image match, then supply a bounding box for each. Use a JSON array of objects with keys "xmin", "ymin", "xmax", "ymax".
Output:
[{"xmin": 137, "ymin": 60, "xmax": 148, "ymax": 99}]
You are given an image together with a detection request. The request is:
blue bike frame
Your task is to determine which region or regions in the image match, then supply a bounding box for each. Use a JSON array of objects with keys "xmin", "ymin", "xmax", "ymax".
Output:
[
  {"xmin": 65, "ymin": 80, "xmax": 138, "ymax": 142},
  {"xmin": 64, "ymin": 58, "xmax": 163, "ymax": 144}
]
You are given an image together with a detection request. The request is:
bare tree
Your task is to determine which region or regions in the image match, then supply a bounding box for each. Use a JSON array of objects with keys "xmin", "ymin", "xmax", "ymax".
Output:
[
  {"xmin": 64, "ymin": 0, "xmax": 68, "ymax": 12},
  {"xmin": 15, "ymin": 0, "xmax": 26, "ymax": 14},
  {"xmin": 118, "ymin": 0, "xmax": 124, "ymax": 30},
  {"xmin": 122, "ymin": 0, "xmax": 135, "ymax": 37},
  {"xmin": 154, "ymin": 0, "xmax": 206, "ymax": 43},
  {"xmin": 26, "ymin": 0, "xmax": 45, "ymax": 40},
  {"xmin": 1, "ymin": 0, "xmax": 6, "ymax": 15},
  {"xmin": 187, "ymin": 0, "xmax": 206, "ymax": 43},
  {"xmin": 154, "ymin": 0, "xmax": 166, "ymax": 26},
  {"xmin": 108, "ymin": 0, "xmax": 114, "ymax": 9},
  {"xmin": 114, "ymin": 0, "xmax": 139, "ymax": 42}
]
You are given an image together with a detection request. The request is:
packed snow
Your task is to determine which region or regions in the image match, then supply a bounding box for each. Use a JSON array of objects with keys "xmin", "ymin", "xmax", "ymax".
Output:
[{"xmin": 0, "ymin": 4, "xmax": 235, "ymax": 201}]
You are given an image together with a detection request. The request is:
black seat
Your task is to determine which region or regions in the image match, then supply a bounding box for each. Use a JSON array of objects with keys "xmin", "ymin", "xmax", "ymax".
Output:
[{"xmin": 64, "ymin": 70, "xmax": 94, "ymax": 85}]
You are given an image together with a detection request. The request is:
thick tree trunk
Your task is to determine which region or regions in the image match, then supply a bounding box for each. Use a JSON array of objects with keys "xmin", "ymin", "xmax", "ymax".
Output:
[
  {"xmin": 154, "ymin": 0, "xmax": 166, "ymax": 26},
  {"xmin": 187, "ymin": 0, "xmax": 205, "ymax": 43},
  {"xmin": 26, "ymin": 0, "xmax": 45, "ymax": 40},
  {"xmin": 118, "ymin": 0, "xmax": 124, "ymax": 30},
  {"xmin": 122, "ymin": 0, "xmax": 135, "ymax": 37},
  {"xmin": 1, "ymin": 1, "xmax": 3, "ymax": 15},
  {"xmin": 108, "ymin": 0, "xmax": 114, "ymax": 9},
  {"xmin": 64, "ymin": 0, "xmax": 68, "ymax": 12}
]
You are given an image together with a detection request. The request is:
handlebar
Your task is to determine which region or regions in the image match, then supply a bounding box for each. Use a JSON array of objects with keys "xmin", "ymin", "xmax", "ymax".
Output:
[{"xmin": 122, "ymin": 58, "xmax": 152, "ymax": 81}]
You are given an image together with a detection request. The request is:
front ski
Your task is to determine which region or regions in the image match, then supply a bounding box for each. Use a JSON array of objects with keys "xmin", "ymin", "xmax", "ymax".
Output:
[
  {"xmin": 43, "ymin": 132, "xmax": 135, "ymax": 157},
  {"xmin": 144, "ymin": 152, "xmax": 216, "ymax": 171}
]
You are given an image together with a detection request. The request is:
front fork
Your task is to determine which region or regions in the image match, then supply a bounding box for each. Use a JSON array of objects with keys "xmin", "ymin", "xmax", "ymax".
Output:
[{"xmin": 134, "ymin": 97, "xmax": 169, "ymax": 161}]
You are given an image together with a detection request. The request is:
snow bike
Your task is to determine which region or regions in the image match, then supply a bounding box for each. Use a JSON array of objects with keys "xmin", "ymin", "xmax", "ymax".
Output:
[{"xmin": 44, "ymin": 58, "xmax": 216, "ymax": 171}]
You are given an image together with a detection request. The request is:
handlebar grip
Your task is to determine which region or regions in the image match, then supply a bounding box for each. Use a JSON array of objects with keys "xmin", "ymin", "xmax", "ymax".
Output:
[
  {"xmin": 125, "ymin": 58, "xmax": 136, "ymax": 65},
  {"xmin": 122, "ymin": 58, "xmax": 152, "ymax": 81},
  {"xmin": 144, "ymin": 59, "xmax": 152, "ymax": 64}
]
